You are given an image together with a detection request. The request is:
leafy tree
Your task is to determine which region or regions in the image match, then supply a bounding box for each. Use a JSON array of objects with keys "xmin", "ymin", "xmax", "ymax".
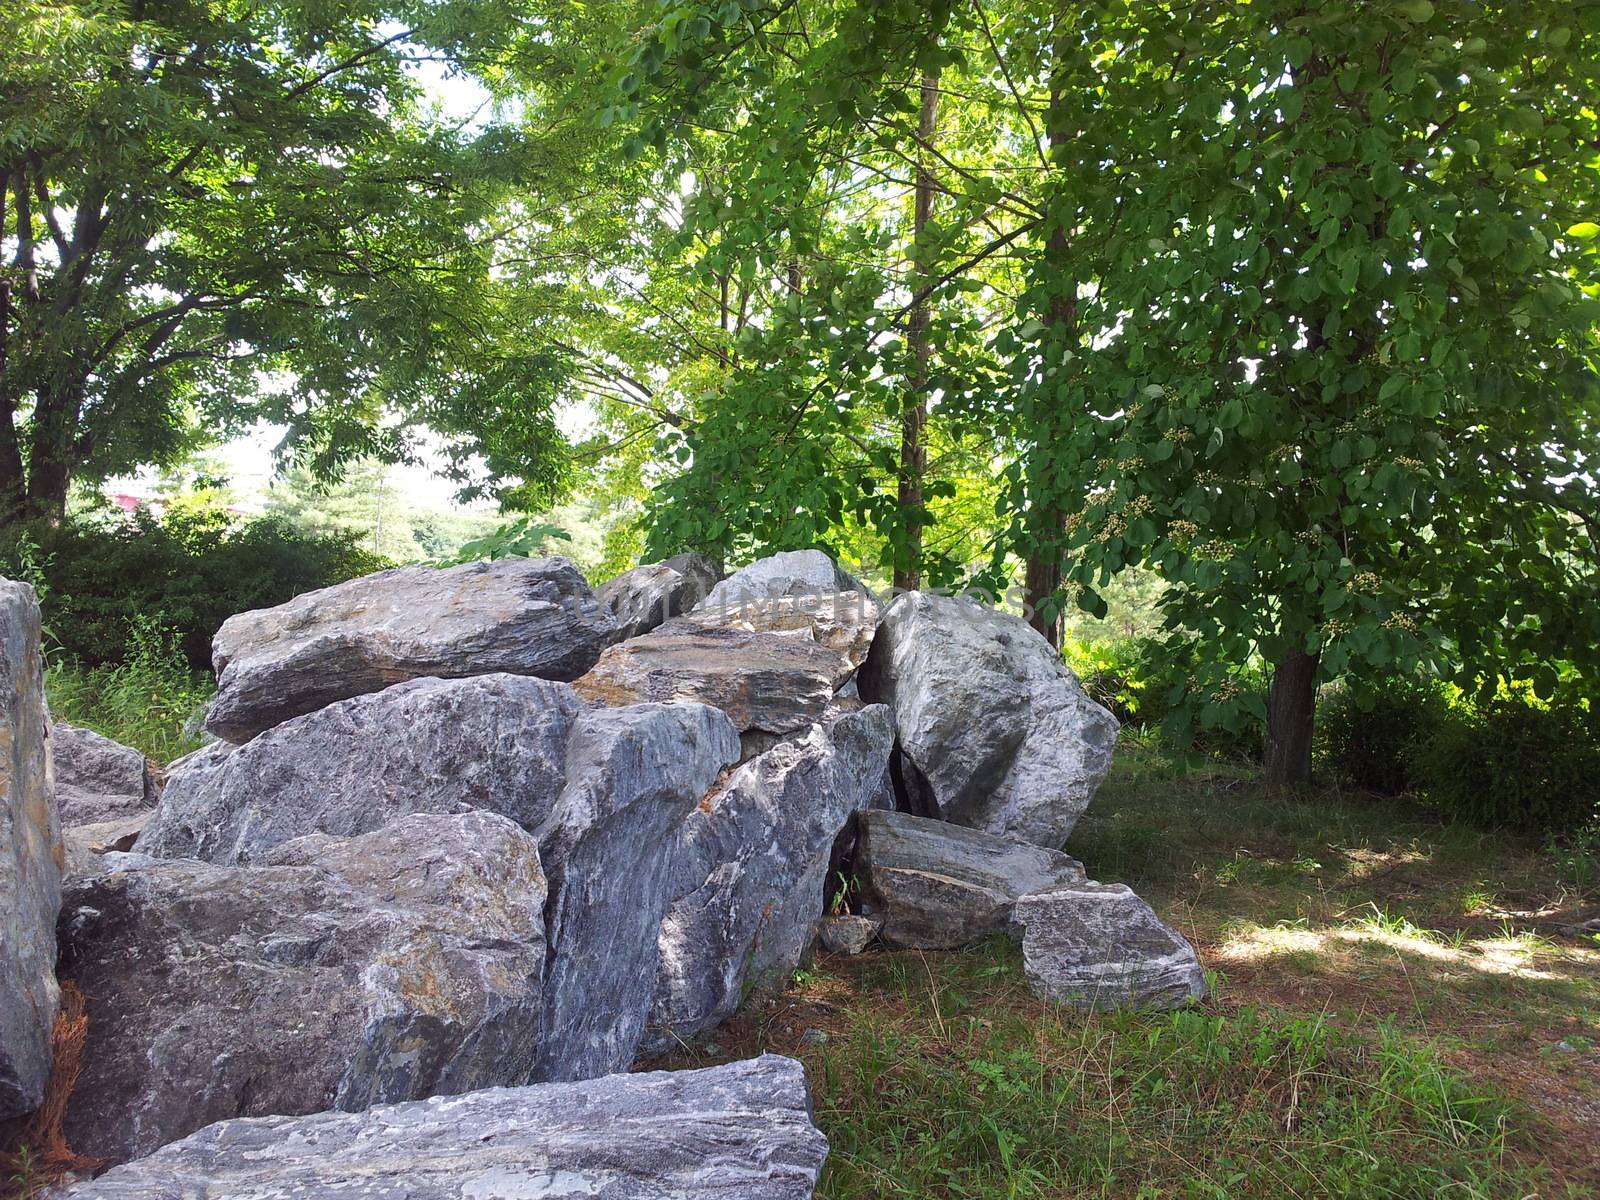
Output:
[
  {"xmin": 606, "ymin": 0, "xmax": 1046, "ymax": 591},
  {"xmin": 1026, "ymin": 0, "xmax": 1599, "ymax": 783},
  {"xmin": 579, "ymin": 0, "xmax": 1597, "ymax": 790},
  {"xmin": 0, "ymin": 0, "xmax": 573, "ymax": 526},
  {"xmin": 264, "ymin": 460, "xmax": 421, "ymax": 563}
]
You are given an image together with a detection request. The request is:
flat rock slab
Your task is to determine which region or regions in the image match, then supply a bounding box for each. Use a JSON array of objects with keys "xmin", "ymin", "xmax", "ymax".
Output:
[
  {"xmin": 597, "ymin": 552, "xmax": 720, "ymax": 641},
  {"xmin": 858, "ymin": 591, "xmax": 1119, "ymax": 848},
  {"xmin": 1017, "ymin": 883, "xmax": 1206, "ymax": 1010},
  {"xmin": 205, "ymin": 556, "xmax": 615, "ymax": 742},
  {"xmin": 140, "ymin": 674, "xmax": 585, "ymax": 864},
  {"xmin": 681, "ymin": 590, "xmax": 879, "ymax": 675},
  {"xmin": 62, "ymin": 1055, "xmax": 827, "ymax": 1200},
  {"xmin": 695, "ymin": 548, "xmax": 871, "ymax": 614},
  {"xmin": 60, "ymin": 811, "xmax": 549, "ymax": 1164},
  {"xmin": 52, "ymin": 723, "xmax": 155, "ymax": 826},
  {"xmin": 0, "ymin": 579, "xmax": 59, "ymax": 1120},
  {"xmin": 574, "ymin": 620, "xmax": 847, "ymax": 735},
  {"xmin": 856, "ymin": 810, "xmax": 1085, "ymax": 949},
  {"xmin": 63, "ymin": 814, "xmax": 149, "ymax": 880}
]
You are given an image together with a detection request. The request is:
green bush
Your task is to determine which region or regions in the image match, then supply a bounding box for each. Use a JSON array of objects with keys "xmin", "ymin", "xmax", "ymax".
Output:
[
  {"xmin": 0, "ymin": 509, "xmax": 388, "ymax": 670},
  {"xmin": 1069, "ymin": 635, "xmax": 1267, "ymax": 763},
  {"xmin": 46, "ymin": 616, "xmax": 215, "ymax": 762},
  {"xmin": 1413, "ymin": 690, "xmax": 1600, "ymax": 835},
  {"xmin": 1316, "ymin": 678, "xmax": 1450, "ymax": 795}
]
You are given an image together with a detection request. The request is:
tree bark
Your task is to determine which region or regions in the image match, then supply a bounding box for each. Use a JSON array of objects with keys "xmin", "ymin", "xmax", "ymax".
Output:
[
  {"xmin": 1264, "ymin": 647, "xmax": 1319, "ymax": 787},
  {"xmin": 0, "ymin": 279, "xmax": 25, "ymax": 525},
  {"xmin": 24, "ymin": 380, "xmax": 82, "ymax": 525},
  {"xmin": 1024, "ymin": 551, "xmax": 1063, "ymax": 645},
  {"xmin": 894, "ymin": 72, "xmax": 938, "ymax": 594},
  {"xmin": 1023, "ymin": 43, "xmax": 1074, "ymax": 648}
]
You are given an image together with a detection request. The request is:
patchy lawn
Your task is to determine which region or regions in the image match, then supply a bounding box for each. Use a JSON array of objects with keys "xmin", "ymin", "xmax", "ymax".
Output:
[{"xmin": 650, "ymin": 738, "xmax": 1600, "ymax": 1198}]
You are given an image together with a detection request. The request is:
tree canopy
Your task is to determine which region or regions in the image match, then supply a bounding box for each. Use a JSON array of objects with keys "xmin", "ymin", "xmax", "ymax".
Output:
[
  {"xmin": 5, "ymin": 0, "xmax": 1596, "ymax": 783},
  {"xmin": 0, "ymin": 0, "xmax": 583, "ymax": 521}
]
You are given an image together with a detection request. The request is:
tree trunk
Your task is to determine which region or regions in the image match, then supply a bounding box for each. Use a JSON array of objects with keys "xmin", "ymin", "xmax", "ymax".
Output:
[
  {"xmin": 894, "ymin": 72, "xmax": 938, "ymax": 594},
  {"xmin": 24, "ymin": 381, "xmax": 81, "ymax": 526},
  {"xmin": 1023, "ymin": 47, "xmax": 1074, "ymax": 648},
  {"xmin": 0, "ymin": 279, "xmax": 25, "ymax": 526},
  {"xmin": 1264, "ymin": 647, "xmax": 1319, "ymax": 787},
  {"xmin": 1024, "ymin": 550, "xmax": 1063, "ymax": 646}
]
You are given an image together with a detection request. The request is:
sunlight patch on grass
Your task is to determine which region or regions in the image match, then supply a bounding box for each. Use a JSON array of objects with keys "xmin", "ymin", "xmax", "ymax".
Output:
[{"xmin": 1219, "ymin": 916, "xmax": 1596, "ymax": 987}]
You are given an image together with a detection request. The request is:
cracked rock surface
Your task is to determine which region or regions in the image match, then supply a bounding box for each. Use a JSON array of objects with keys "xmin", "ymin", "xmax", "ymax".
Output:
[{"xmin": 60, "ymin": 811, "xmax": 549, "ymax": 1164}]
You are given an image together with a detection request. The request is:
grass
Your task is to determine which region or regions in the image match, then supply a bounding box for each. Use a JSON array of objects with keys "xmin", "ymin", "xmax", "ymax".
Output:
[
  {"xmin": 44, "ymin": 616, "xmax": 213, "ymax": 763},
  {"xmin": 650, "ymin": 735, "xmax": 1600, "ymax": 1198}
]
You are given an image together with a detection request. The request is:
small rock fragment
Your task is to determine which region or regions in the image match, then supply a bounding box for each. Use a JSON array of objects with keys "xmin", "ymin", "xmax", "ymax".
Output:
[{"xmin": 820, "ymin": 914, "xmax": 881, "ymax": 955}]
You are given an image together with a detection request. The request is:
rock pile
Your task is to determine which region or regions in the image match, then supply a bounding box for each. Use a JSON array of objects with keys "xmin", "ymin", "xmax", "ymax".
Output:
[{"xmin": 0, "ymin": 549, "xmax": 1203, "ymax": 1193}]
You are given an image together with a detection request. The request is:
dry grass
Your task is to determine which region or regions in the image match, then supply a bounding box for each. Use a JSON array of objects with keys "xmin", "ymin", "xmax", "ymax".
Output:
[{"xmin": 2, "ymin": 983, "xmax": 100, "ymax": 1199}]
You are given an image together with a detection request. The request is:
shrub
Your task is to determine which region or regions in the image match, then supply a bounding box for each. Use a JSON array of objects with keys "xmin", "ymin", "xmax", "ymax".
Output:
[
  {"xmin": 46, "ymin": 616, "xmax": 215, "ymax": 762},
  {"xmin": 1315, "ymin": 678, "xmax": 1450, "ymax": 795},
  {"xmin": 0, "ymin": 509, "xmax": 388, "ymax": 670},
  {"xmin": 1069, "ymin": 636, "xmax": 1267, "ymax": 763},
  {"xmin": 1413, "ymin": 689, "xmax": 1600, "ymax": 835}
]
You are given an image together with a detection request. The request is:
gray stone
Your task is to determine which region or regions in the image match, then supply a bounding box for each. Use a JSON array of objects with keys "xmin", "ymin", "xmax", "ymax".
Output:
[
  {"xmin": 855, "ymin": 810, "xmax": 1085, "ymax": 949},
  {"xmin": 683, "ymin": 590, "xmax": 879, "ymax": 675},
  {"xmin": 59, "ymin": 811, "xmax": 548, "ymax": 1164},
  {"xmin": 857, "ymin": 591, "xmax": 1119, "ymax": 847},
  {"xmin": 0, "ymin": 579, "xmax": 59, "ymax": 1121},
  {"xmin": 597, "ymin": 552, "xmax": 720, "ymax": 641},
  {"xmin": 138, "ymin": 674, "xmax": 585, "ymax": 864},
  {"xmin": 1017, "ymin": 883, "xmax": 1206, "ymax": 1010},
  {"xmin": 62, "ymin": 1055, "xmax": 828, "ymax": 1200},
  {"xmin": 63, "ymin": 813, "xmax": 150, "ymax": 880},
  {"xmin": 52, "ymin": 722, "xmax": 156, "ymax": 826},
  {"xmin": 695, "ymin": 549, "xmax": 872, "ymax": 614},
  {"xmin": 205, "ymin": 556, "xmax": 615, "ymax": 742},
  {"xmin": 535, "ymin": 702, "xmax": 741, "ymax": 1082},
  {"xmin": 646, "ymin": 705, "xmax": 893, "ymax": 1049},
  {"xmin": 574, "ymin": 619, "xmax": 847, "ymax": 736},
  {"xmin": 820, "ymin": 914, "xmax": 881, "ymax": 955}
]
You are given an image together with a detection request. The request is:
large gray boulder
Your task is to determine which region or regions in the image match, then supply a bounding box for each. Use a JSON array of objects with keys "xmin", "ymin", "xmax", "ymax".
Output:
[
  {"xmin": 855, "ymin": 810, "xmax": 1085, "ymax": 949},
  {"xmin": 598, "ymin": 552, "xmax": 720, "ymax": 641},
  {"xmin": 141, "ymin": 673, "xmax": 585, "ymax": 864},
  {"xmin": 1017, "ymin": 883, "xmax": 1206, "ymax": 1010},
  {"xmin": 52, "ymin": 723, "xmax": 156, "ymax": 827},
  {"xmin": 63, "ymin": 1055, "xmax": 828, "ymax": 1200},
  {"xmin": 645, "ymin": 705, "xmax": 894, "ymax": 1049},
  {"xmin": 0, "ymin": 579, "xmax": 59, "ymax": 1121},
  {"xmin": 575, "ymin": 618, "xmax": 851, "ymax": 736},
  {"xmin": 695, "ymin": 548, "xmax": 871, "ymax": 616},
  {"xmin": 858, "ymin": 591, "xmax": 1118, "ymax": 847},
  {"xmin": 204, "ymin": 557, "xmax": 615, "ymax": 742},
  {"xmin": 535, "ymin": 702, "xmax": 741, "ymax": 1082},
  {"xmin": 59, "ymin": 811, "xmax": 549, "ymax": 1164}
]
